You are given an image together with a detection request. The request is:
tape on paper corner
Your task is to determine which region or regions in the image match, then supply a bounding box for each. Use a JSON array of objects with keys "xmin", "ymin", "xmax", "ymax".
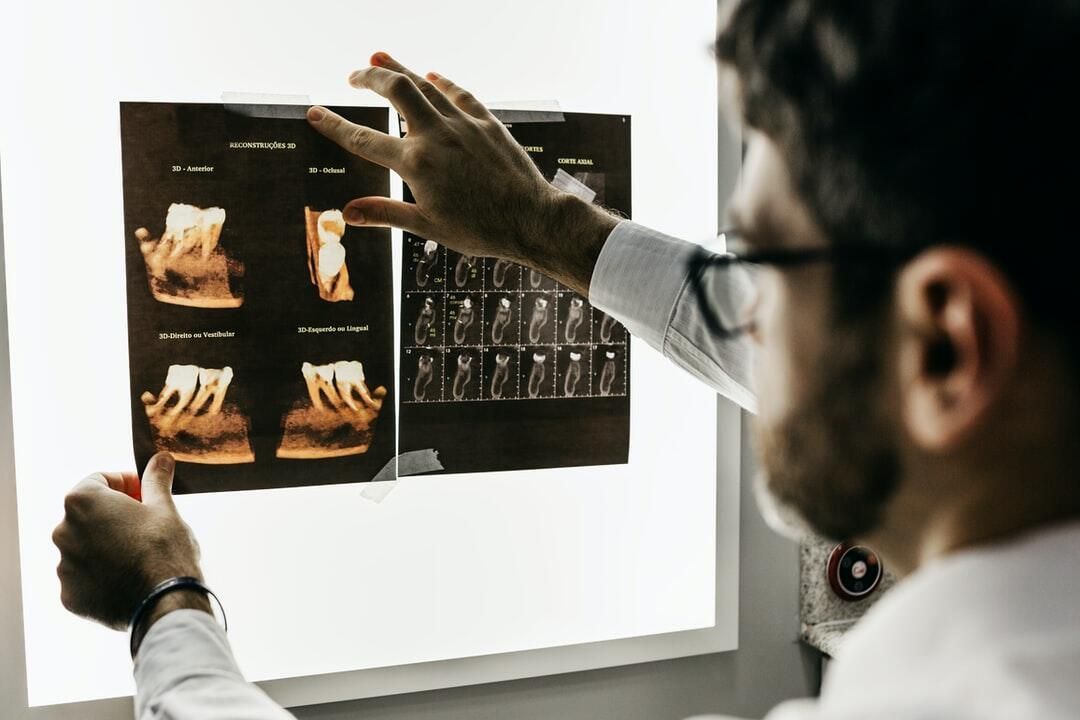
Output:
[
  {"xmin": 362, "ymin": 449, "xmax": 444, "ymax": 503},
  {"xmin": 552, "ymin": 168, "xmax": 598, "ymax": 205},
  {"xmin": 221, "ymin": 91, "xmax": 312, "ymax": 119},
  {"xmin": 488, "ymin": 100, "xmax": 565, "ymax": 124}
]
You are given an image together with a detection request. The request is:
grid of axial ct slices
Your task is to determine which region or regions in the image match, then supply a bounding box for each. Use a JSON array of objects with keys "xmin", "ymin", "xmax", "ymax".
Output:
[{"xmin": 402, "ymin": 237, "xmax": 628, "ymax": 403}]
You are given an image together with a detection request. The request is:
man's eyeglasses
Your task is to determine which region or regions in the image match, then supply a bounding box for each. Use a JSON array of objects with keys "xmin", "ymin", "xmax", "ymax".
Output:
[{"xmin": 687, "ymin": 231, "xmax": 922, "ymax": 338}]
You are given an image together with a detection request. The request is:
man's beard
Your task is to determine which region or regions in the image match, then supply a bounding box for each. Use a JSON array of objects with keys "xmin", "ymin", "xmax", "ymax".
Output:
[{"xmin": 753, "ymin": 320, "xmax": 901, "ymax": 543}]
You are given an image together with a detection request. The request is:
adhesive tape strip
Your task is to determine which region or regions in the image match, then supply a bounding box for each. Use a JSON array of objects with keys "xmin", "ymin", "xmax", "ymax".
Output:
[
  {"xmin": 552, "ymin": 168, "xmax": 597, "ymax": 205},
  {"xmin": 487, "ymin": 100, "xmax": 565, "ymax": 124},
  {"xmin": 221, "ymin": 91, "xmax": 312, "ymax": 119},
  {"xmin": 362, "ymin": 448, "xmax": 444, "ymax": 503},
  {"xmin": 358, "ymin": 480, "xmax": 397, "ymax": 504}
]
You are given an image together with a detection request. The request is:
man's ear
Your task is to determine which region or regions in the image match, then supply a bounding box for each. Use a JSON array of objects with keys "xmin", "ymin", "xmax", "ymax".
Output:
[{"xmin": 894, "ymin": 248, "xmax": 1021, "ymax": 452}]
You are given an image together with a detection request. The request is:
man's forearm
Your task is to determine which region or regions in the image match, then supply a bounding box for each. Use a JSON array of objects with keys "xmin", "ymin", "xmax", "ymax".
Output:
[
  {"xmin": 587, "ymin": 221, "xmax": 758, "ymax": 410},
  {"xmin": 135, "ymin": 610, "xmax": 296, "ymax": 720},
  {"xmin": 518, "ymin": 191, "xmax": 620, "ymax": 297}
]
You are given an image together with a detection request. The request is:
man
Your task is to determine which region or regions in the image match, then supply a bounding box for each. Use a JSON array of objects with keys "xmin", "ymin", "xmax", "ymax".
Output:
[{"xmin": 52, "ymin": 1, "xmax": 1080, "ymax": 718}]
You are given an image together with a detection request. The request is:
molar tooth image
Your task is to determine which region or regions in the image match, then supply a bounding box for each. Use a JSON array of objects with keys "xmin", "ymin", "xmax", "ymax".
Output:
[
  {"xmin": 564, "ymin": 297, "xmax": 585, "ymax": 342},
  {"xmin": 333, "ymin": 360, "xmax": 377, "ymax": 411},
  {"xmin": 135, "ymin": 203, "xmax": 243, "ymax": 308},
  {"xmin": 415, "ymin": 297, "xmax": 436, "ymax": 345},
  {"xmin": 599, "ymin": 350, "xmax": 617, "ymax": 396},
  {"xmin": 276, "ymin": 359, "xmax": 387, "ymax": 459},
  {"xmin": 413, "ymin": 354, "xmax": 435, "ymax": 401},
  {"xmin": 490, "ymin": 352, "xmax": 512, "ymax": 399},
  {"xmin": 563, "ymin": 351, "xmax": 583, "ymax": 397},
  {"xmin": 415, "ymin": 240, "xmax": 439, "ymax": 287},
  {"xmin": 527, "ymin": 352, "xmax": 548, "ymax": 398},
  {"xmin": 454, "ymin": 254, "xmax": 477, "ymax": 288},
  {"xmin": 528, "ymin": 296, "xmax": 550, "ymax": 344},
  {"xmin": 452, "ymin": 353, "xmax": 474, "ymax": 400},
  {"xmin": 452, "ymin": 298, "xmax": 476, "ymax": 345},
  {"xmin": 492, "ymin": 259, "xmax": 514, "ymax": 288},
  {"xmin": 305, "ymin": 208, "xmax": 354, "ymax": 302},
  {"xmin": 491, "ymin": 297, "xmax": 513, "ymax": 344},
  {"xmin": 141, "ymin": 364, "xmax": 254, "ymax": 464},
  {"xmin": 599, "ymin": 313, "xmax": 619, "ymax": 343}
]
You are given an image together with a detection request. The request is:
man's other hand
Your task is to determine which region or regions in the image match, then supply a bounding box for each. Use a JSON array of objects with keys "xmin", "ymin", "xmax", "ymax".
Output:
[
  {"xmin": 306, "ymin": 52, "xmax": 618, "ymax": 296},
  {"xmin": 52, "ymin": 453, "xmax": 205, "ymax": 630}
]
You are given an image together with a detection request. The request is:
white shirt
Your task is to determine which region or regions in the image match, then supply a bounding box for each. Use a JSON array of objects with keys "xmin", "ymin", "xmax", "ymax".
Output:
[{"xmin": 133, "ymin": 222, "xmax": 1080, "ymax": 719}]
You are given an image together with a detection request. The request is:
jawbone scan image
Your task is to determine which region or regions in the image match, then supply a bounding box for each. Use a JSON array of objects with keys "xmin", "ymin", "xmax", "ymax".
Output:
[
  {"xmin": 414, "ymin": 297, "xmax": 437, "ymax": 345},
  {"xmin": 452, "ymin": 298, "xmax": 476, "ymax": 345},
  {"xmin": 490, "ymin": 352, "xmax": 512, "ymax": 399},
  {"xmin": 527, "ymin": 296, "xmax": 550, "ymax": 344},
  {"xmin": 141, "ymin": 364, "xmax": 254, "ymax": 464},
  {"xmin": 453, "ymin": 253, "xmax": 477, "ymax": 288},
  {"xmin": 415, "ymin": 240, "xmax": 440, "ymax": 288},
  {"xmin": 490, "ymin": 297, "xmax": 513, "ymax": 344},
  {"xmin": 305, "ymin": 207, "xmax": 354, "ymax": 302},
  {"xmin": 413, "ymin": 354, "xmax": 436, "ymax": 401},
  {"xmin": 563, "ymin": 351, "xmax": 584, "ymax": 397},
  {"xmin": 452, "ymin": 352, "xmax": 474, "ymax": 400},
  {"xmin": 527, "ymin": 351, "xmax": 548, "ymax": 398},
  {"xmin": 134, "ymin": 203, "xmax": 244, "ymax": 308},
  {"xmin": 276, "ymin": 360, "xmax": 387, "ymax": 459},
  {"xmin": 564, "ymin": 297, "xmax": 586, "ymax": 343}
]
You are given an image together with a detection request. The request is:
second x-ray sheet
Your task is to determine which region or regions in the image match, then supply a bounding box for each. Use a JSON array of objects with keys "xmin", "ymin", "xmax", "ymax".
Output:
[
  {"xmin": 120, "ymin": 103, "xmax": 395, "ymax": 493},
  {"xmin": 400, "ymin": 112, "xmax": 631, "ymax": 474}
]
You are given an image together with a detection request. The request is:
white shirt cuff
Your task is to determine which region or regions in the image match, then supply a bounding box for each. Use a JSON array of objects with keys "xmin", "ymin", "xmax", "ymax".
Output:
[{"xmin": 588, "ymin": 220, "xmax": 699, "ymax": 353}]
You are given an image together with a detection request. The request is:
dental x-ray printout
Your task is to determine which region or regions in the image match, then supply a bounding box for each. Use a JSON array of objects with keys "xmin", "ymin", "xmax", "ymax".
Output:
[
  {"xmin": 400, "ymin": 112, "xmax": 631, "ymax": 475},
  {"xmin": 120, "ymin": 103, "xmax": 395, "ymax": 493}
]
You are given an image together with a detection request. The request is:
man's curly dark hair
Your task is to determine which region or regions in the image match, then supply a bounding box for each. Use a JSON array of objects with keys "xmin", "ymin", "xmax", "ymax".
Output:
[{"xmin": 716, "ymin": 0, "xmax": 1080, "ymax": 338}]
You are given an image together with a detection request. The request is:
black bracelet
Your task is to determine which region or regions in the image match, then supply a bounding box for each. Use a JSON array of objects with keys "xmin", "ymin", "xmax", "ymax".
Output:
[{"xmin": 128, "ymin": 576, "xmax": 227, "ymax": 658}]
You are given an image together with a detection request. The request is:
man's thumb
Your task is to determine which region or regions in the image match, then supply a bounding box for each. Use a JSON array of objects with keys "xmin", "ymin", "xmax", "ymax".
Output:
[
  {"xmin": 141, "ymin": 452, "xmax": 176, "ymax": 508},
  {"xmin": 343, "ymin": 197, "xmax": 425, "ymax": 235}
]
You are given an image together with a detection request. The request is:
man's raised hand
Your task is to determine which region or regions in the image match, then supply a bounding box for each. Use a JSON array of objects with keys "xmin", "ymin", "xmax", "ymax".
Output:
[{"xmin": 306, "ymin": 52, "xmax": 617, "ymax": 293}]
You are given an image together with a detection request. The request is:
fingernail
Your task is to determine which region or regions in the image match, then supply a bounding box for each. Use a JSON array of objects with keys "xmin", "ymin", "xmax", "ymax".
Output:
[
  {"xmin": 307, "ymin": 106, "xmax": 325, "ymax": 122},
  {"xmin": 344, "ymin": 206, "xmax": 364, "ymax": 224},
  {"xmin": 348, "ymin": 70, "xmax": 365, "ymax": 87},
  {"xmin": 372, "ymin": 52, "xmax": 391, "ymax": 65},
  {"xmin": 155, "ymin": 452, "xmax": 174, "ymax": 473},
  {"xmin": 428, "ymin": 71, "xmax": 442, "ymax": 81}
]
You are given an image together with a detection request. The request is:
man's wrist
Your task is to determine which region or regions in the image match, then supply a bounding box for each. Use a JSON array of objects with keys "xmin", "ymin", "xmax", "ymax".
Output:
[
  {"xmin": 131, "ymin": 588, "xmax": 213, "ymax": 657},
  {"xmin": 519, "ymin": 190, "xmax": 620, "ymax": 297}
]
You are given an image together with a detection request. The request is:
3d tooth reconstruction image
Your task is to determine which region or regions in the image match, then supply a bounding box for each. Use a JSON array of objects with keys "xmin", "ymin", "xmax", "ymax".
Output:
[
  {"xmin": 142, "ymin": 364, "xmax": 254, "ymax": 464},
  {"xmin": 276, "ymin": 360, "xmax": 387, "ymax": 459},
  {"xmin": 135, "ymin": 203, "xmax": 244, "ymax": 308},
  {"xmin": 305, "ymin": 208, "xmax": 354, "ymax": 302},
  {"xmin": 122, "ymin": 102, "xmax": 396, "ymax": 492}
]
